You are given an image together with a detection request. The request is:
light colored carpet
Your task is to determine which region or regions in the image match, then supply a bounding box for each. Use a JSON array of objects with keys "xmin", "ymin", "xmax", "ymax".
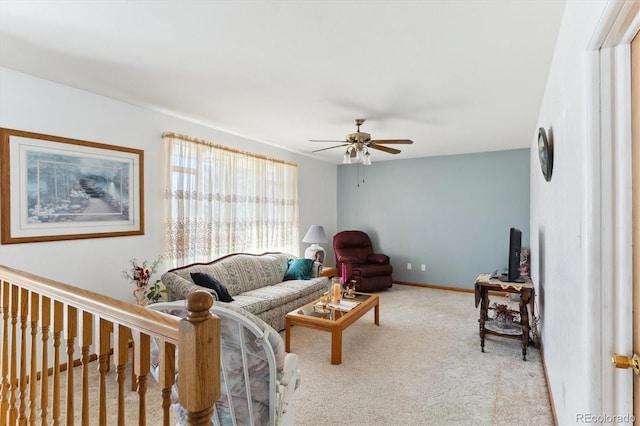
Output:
[
  {"xmin": 288, "ymin": 284, "xmax": 553, "ymax": 426},
  {"xmin": 52, "ymin": 284, "xmax": 551, "ymax": 425}
]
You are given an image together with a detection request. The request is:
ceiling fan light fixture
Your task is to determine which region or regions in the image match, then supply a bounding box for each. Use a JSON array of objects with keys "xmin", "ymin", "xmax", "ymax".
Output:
[
  {"xmin": 363, "ymin": 151, "xmax": 372, "ymax": 166},
  {"xmin": 343, "ymin": 149, "xmax": 352, "ymax": 164}
]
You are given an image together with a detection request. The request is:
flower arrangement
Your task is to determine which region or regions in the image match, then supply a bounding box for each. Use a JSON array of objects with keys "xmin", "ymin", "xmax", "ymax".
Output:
[
  {"xmin": 491, "ymin": 302, "xmax": 514, "ymax": 323},
  {"xmin": 122, "ymin": 256, "xmax": 165, "ymax": 305}
]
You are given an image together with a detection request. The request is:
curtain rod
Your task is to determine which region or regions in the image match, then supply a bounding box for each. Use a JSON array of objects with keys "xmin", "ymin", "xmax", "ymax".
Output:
[{"xmin": 162, "ymin": 132, "xmax": 297, "ymax": 167}]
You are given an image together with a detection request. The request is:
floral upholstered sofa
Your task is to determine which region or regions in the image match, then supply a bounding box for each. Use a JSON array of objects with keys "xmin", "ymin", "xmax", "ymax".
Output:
[{"xmin": 160, "ymin": 252, "xmax": 329, "ymax": 331}]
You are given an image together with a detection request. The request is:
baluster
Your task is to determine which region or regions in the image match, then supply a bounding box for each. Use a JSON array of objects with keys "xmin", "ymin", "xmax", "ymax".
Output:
[
  {"xmin": 179, "ymin": 292, "xmax": 219, "ymax": 426},
  {"xmin": 157, "ymin": 341, "xmax": 176, "ymax": 426},
  {"xmin": 1, "ymin": 280, "xmax": 9, "ymax": 424},
  {"xmin": 97, "ymin": 319, "xmax": 110, "ymax": 426},
  {"xmin": 40, "ymin": 297, "xmax": 51, "ymax": 426},
  {"xmin": 113, "ymin": 324, "xmax": 129, "ymax": 425},
  {"xmin": 18, "ymin": 288, "xmax": 29, "ymax": 425},
  {"xmin": 29, "ymin": 292, "xmax": 40, "ymax": 426},
  {"xmin": 9, "ymin": 284, "xmax": 18, "ymax": 424},
  {"xmin": 132, "ymin": 331, "xmax": 150, "ymax": 426},
  {"xmin": 52, "ymin": 300, "xmax": 63, "ymax": 426},
  {"xmin": 131, "ymin": 340, "xmax": 136, "ymax": 392},
  {"xmin": 65, "ymin": 306, "xmax": 77, "ymax": 425},
  {"xmin": 80, "ymin": 311, "xmax": 92, "ymax": 425}
]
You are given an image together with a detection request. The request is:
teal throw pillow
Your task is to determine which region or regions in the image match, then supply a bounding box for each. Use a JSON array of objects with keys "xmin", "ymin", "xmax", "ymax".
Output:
[{"xmin": 284, "ymin": 258, "xmax": 314, "ymax": 280}]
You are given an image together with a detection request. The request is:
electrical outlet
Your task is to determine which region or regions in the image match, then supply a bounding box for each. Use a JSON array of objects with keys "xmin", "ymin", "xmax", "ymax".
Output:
[
  {"xmin": 407, "ymin": 263, "xmax": 412, "ymax": 270},
  {"xmin": 421, "ymin": 264, "xmax": 426, "ymax": 271}
]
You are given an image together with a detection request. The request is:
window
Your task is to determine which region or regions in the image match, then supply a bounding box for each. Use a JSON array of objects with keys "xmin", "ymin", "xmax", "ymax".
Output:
[{"xmin": 162, "ymin": 132, "xmax": 299, "ymax": 267}]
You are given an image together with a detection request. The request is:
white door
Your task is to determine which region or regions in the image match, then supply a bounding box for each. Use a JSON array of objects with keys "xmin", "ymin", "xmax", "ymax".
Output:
[
  {"xmin": 611, "ymin": 25, "xmax": 640, "ymax": 421},
  {"xmin": 632, "ymin": 28, "xmax": 639, "ymax": 420},
  {"xmin": 595, "ymin": 1, "xmax": 640, "ymax": 419}
]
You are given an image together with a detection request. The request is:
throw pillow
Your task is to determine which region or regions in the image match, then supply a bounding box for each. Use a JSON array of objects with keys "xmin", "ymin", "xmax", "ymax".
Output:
[
  {"xmin": 284, "ymin": 258, "xmax": 314, "ymax": 280},
  {"xmin": 190, "ymin": 272, "xmax": 235, "ymax": 302}
]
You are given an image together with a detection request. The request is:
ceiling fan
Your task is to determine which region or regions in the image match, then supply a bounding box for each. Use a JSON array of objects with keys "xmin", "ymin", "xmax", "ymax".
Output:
[{"xmin": 310, "ymin": 119, "xmax": 413, "ymax": 164}]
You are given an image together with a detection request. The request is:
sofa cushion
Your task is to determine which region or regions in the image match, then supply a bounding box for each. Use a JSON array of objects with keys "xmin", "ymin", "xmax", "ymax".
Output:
[
  {"xmin": 170, "ymin": 253, "xmax": 290, "ymax": 296},
  {"xmin": 226, "ymin": 277, "xmax": 328, "ymax": 316},
  {"xmin": 190, "ymin": 272, "xmax": 235, "ymax": 302},
  {"xmin": 284, "ymin": 258, "xmax": 314, "ymax": 280}
]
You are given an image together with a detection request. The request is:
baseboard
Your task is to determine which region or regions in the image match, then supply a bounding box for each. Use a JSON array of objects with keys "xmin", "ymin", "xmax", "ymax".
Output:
[
  {"xmin": 393, "ymin": 281, "xmax": 507, "ymax": 297},
  {"xmin": 393, "ymin": 281, "xmax": 474, "ymax": 293},
  {"xmin": 538, "ymin": 340, "xmax": 558, "ymax": 425}
]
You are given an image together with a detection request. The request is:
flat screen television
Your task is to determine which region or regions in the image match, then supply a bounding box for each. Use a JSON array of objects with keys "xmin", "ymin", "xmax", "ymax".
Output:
[{"xmin": 500, "ymin": 227, "xmax": 524, "ymax": 283}]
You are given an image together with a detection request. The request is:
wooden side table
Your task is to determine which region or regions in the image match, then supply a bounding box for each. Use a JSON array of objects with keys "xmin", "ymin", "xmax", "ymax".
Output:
[{"xmin": 474, "ymin": 273, "xmax": 534, "ymax": 360}]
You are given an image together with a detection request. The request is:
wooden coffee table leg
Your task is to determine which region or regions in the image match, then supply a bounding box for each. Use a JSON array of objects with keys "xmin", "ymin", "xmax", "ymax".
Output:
[
  {"xmin": 285, "ymin": 317, "xmax": 291, "ymax": 353},
  {"xmin": 374, "ymin": 302, "xmax": 379, "ymax": 325},
  {"xmin": 331, "ymin": 329, "xmax": 342, "ymax": 365}
]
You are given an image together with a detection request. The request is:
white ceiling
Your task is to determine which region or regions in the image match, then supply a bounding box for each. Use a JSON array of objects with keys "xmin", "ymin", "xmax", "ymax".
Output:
[{"xmin": 0, "ymin": 1, "xmax": 565, "ymax": 164}]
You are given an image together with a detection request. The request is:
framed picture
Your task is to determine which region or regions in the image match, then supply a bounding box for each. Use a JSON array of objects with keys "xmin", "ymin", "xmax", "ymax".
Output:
[{"xmin": 1, "ymin": 128, "xmax": 144, "ymax": 244}]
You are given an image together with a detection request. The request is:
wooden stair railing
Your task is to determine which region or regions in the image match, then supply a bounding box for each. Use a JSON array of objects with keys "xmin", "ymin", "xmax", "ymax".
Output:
[{"xmin": 0, "ymin": 265, "xmax": 220, "ymax": 425}]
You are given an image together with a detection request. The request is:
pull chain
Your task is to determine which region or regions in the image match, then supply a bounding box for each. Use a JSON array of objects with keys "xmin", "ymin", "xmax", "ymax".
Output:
[{"xmin": 356, "ymin": 164, "xmax": 366, "ymax": 187}]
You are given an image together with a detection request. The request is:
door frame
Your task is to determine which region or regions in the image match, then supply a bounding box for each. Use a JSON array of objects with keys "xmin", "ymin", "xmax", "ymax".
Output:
[{"xmin": 587, "ymin": 0, "xmax": 640, "ymax": 416}]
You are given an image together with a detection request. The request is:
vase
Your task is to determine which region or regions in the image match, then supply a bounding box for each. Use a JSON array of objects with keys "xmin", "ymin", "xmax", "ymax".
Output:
[
  {"xmin": 133, "ymin": 286, "xmax": 148, "ymax": 305},
  {"xmin": 494, "ymin": 311, "xmax": 509, "ymax": 329},
  {"xmin": 497, "ymin": 316, "xmax": 508, "ymax": 328}
]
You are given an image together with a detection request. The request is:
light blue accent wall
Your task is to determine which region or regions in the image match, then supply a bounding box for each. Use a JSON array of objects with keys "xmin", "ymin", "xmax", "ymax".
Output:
[{"xmin": 337, "ymin": 149, "xmax": 530, "ymax": 289}]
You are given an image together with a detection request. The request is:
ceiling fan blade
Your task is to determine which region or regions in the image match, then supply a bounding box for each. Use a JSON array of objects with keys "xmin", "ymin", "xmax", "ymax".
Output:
[
  {"xmin": 310, "ymin": 139, "xmax": 348, "ymax": 143},
  {"xmin": 370, "ymin": 144, "xmax": 401, "ymax": 154},
  {"xmin": 370, "ymin": 139, "xmax": 413, "ymax": 144},
  {"xmin": 312, "ymin": 143, "xmax": 350, "ymax": 153}
]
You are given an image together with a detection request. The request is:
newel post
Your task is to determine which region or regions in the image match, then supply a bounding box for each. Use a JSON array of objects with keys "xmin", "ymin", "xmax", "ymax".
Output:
[{"xmin": 179, "ymin": 291, "xmax": 220, "ymax": 426}]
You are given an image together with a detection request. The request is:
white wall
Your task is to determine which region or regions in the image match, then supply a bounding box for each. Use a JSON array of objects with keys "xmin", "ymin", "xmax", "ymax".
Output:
[
  {"xmin": 0, "ymin": 67, "xmax": 337, "ymax": 301},
  {"xmin": 530, "ymin": 1, "xmax": 609, "ymax": 424}
]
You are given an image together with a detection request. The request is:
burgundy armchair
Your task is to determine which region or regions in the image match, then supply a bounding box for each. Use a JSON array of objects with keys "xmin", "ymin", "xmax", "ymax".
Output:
[{"xmin": 333, "ymin": 230, "xmax": 393, "ymax": 292}]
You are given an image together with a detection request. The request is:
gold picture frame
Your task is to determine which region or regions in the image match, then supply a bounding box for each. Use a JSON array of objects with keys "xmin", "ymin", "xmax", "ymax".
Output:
[{"xmin": 0, "ymin": 128, "xmax": 144, "ymax": 244}]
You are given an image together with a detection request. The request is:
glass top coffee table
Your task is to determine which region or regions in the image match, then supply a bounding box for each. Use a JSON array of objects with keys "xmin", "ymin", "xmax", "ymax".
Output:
[{"xmin": 285, "ymin": 292, "xmax": 379, "ymax": 365}]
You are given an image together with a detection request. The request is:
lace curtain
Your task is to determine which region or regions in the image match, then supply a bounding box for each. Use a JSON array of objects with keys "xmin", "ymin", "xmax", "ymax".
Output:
[{"xmin": 162, "ymin": 132, "xmax": 299, "ymax": 267}]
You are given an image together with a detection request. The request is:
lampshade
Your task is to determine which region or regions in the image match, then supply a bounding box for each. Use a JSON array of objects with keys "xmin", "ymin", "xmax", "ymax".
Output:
[
  {"xmin": 302, "ymin": 225, "xmax": 328, "ymax": 264},
  {"xmin": 302, "ymin": 225, "xmax": 328, "ymax": 244}
]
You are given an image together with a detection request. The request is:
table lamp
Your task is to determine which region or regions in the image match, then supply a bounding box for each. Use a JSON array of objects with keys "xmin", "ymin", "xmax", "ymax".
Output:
[{"xmin": 302, "ymin": 225, "xmax": 329, "ymax": 264}]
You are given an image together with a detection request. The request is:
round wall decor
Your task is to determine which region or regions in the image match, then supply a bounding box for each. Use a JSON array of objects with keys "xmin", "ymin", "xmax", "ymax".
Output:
[{"xmin": 537, "ymin": 127, "xmax": 553, "ymax": 181}]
